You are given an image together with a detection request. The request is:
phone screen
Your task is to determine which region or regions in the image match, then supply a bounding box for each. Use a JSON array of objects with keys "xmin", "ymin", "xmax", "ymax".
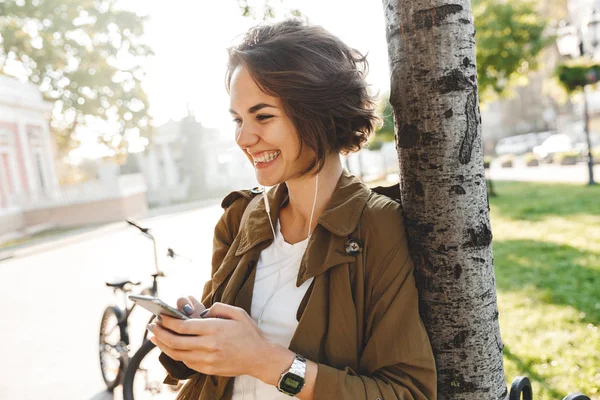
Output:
[{"xmin": 129, "ymin": 294, "xmax": 190, "ymax": 320}]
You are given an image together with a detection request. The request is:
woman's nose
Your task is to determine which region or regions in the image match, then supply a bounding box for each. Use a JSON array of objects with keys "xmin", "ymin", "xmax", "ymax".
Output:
[{"xmin": 235, "ymin": 122, "xmax": 259, "ymax": 148}]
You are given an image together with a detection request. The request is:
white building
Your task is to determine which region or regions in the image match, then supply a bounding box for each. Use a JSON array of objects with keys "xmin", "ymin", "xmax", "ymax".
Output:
[
  {"xmin": 0, "ymin": 76, "xmax": 60, "ymax": 206},
  {"xmin": 0, "ymin": 75, "xmax": 61, "ymax": 236},
  {"xmin": 0, "ymin": 76, "xmax": 148, "ymax": 240},
  {"xmin": 132, "ymin": 118, "xmax": 191, "ymax": 206},
  {"xmin": 135, "ymin": 114, "xmax": 256, "ymax": 206}
]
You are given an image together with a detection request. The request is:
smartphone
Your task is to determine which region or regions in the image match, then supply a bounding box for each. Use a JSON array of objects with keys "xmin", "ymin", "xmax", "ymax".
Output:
[{"xmin": 129, "ymin": 294, "xmax": 190, "ymax": 320}]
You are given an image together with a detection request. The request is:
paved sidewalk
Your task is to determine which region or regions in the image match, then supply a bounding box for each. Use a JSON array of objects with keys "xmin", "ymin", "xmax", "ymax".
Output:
[{"xmin": 0, "ymin": 197, "xmax": 221, "ymax": 262}]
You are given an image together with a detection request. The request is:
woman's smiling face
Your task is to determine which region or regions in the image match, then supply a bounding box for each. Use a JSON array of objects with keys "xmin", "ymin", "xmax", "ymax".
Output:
[{"xmin": 229, "ymin": 66, "xmax": 315, "ymax": 187}]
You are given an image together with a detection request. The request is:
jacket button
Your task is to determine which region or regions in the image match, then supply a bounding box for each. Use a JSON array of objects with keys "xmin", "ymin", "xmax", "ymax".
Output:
[
  {"xmin": 250, "ymin": 186, "xmax": 264, "ymax": 194},
  {"xmin": 345, "ymin": 238, "xmax": 363, "ymax": 255}
]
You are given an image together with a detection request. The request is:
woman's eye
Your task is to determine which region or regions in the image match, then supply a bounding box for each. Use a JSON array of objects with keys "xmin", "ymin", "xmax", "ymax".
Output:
[
  {"xmin": 232, "ymin": 118, "xmax": 242, "ymax": 124},
  {"xmin": 257, "ymin": 114, "xmax": 273, "ymax": 122}
]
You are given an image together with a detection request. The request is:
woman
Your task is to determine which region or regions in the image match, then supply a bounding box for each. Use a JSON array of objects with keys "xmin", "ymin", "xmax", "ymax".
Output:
[{"xmin": 148, "ymin": 19, "xmax": 437, "ymax": 399}]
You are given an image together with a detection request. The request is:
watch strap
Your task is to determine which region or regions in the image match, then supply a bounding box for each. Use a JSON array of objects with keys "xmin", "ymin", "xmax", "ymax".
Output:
[
  {"xmin": 277, "ymin": 354, "xmax": 306, "ymax": 396},
  {"xmin": 288, "ymin": 354, "xmax": 306, "ymax": 377}
]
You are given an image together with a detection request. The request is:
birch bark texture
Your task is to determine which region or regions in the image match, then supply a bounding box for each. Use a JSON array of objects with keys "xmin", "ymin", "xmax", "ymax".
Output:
[{"xmin": 381, "ymin": 1, "xmax": 508, "ymax": 399}]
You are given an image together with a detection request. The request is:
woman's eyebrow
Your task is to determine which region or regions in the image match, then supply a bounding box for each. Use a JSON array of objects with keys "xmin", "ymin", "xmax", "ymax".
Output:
[{"xmin": 229, "ymin": 103, "xmax": 276, "ymax": 115}]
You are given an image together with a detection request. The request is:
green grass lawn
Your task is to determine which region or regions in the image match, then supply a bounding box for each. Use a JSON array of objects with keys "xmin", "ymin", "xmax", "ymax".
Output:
[{"xmin": 490, "ymin": 181, "xmax": 600, "ymax": 399}]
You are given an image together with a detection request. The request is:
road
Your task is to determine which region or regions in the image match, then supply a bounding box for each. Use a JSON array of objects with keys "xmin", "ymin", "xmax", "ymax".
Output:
[
  {"xmin": 488, "ymin": 162, "xmax": 600, "ymax": 184},
  {"xmin": 0, "ymin": 201, "xmax": 222, "ymax": 400}
]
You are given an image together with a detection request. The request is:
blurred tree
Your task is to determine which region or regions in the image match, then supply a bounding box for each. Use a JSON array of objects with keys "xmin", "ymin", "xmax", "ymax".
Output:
[
  {"xmin": 361, "ymin": 97, "xmax": 394, "ymax": 150},
  {"xmin": 0, "ymin": 0, "xmax": 153, "ymax": 157},
  {"xmin": 372, "ymin": 97, "xmax": 394, "ymax": 147},
  {"xmin": 473, "ymin": 0, "xmax": 550, "ymax": 100}
]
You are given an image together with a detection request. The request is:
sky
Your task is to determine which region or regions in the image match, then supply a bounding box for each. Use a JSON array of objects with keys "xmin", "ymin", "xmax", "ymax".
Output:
[
  {"xmin": 136, "ymin": 0, "xmax": 391, "ymax": 131},
  {"xmin": 66, "ymin": 0, "xmax": 392, "ymax": 160}
]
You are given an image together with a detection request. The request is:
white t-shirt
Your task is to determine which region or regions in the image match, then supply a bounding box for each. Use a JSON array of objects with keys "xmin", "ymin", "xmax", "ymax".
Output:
[{"xmin": 231, "ymin": 221, "xmax": 314, "ymax": 400}]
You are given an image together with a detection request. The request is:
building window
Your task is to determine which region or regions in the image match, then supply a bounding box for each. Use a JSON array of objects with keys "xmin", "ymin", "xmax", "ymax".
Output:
[
  {"xmin": 1, "ymin": 153, "xmax": 15, "ymax": 192},
  {"xmin": 27, "ymin": 126, "xmax": 43, "ymax": 147},
  {"xmin": 35, "ymin": 153, "xmax": 46, "ymax": 191},
  {"xmin": 0, "ymin": 129, "xmax": 13, "ymax": 148}
]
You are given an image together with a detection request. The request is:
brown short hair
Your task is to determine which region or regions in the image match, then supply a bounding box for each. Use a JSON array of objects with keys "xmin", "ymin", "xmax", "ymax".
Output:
[{"xmin": 226, "ymin": 19, "xmax": 381, "ymax": 174}]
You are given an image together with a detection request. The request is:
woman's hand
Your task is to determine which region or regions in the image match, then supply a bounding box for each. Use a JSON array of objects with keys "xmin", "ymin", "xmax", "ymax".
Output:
[
  {"xmin": 148, "ymin": 302, "xmax": 272, "ymax": 378},
  {"xmin": 175, "ymin": 295, "xmax": 205, "ymax": 318}
]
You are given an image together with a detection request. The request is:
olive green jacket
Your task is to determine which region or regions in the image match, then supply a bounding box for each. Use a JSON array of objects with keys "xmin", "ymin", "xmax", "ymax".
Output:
[{"xmin": 160, "ymin": 171, "xmax": 437, "ymax": 399}]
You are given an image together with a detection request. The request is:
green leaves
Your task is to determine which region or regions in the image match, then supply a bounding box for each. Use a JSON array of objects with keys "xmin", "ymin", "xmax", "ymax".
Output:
[
  {"xmin": 235, "ymin": 0, "xmax": 306, "ymax": 21},
  {"xmin": 370, "ymin": 97, "xmax": 394, "ymax": 149},
  {"xmin": 473, "ymin": 0, "xmax": 551, "ymax": 100},
  {"xmin": 0, "ymin": 0, "xmax": 153, "ymax": 155}
]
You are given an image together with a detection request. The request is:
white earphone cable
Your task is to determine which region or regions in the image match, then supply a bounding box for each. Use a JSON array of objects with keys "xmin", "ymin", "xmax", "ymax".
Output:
[
  {"xmin": 263, "ymin": 188, "xmax": 277, "ymax": 240},
  {"xmin": 307, "ymin": 173, "xmax": 318, "ymax": 240}
]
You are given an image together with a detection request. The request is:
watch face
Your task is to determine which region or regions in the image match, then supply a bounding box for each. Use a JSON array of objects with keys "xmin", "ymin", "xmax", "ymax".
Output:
[{"xmin": 280, "ymin": 373, "xmax": 304, "ymax": 394}]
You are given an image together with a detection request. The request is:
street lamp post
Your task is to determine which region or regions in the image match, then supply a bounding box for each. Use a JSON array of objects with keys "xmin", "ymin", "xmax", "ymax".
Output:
[
  {"xmin": 556, "ymin": 10, "xmax": 599, "ymax": 185},
  {"xmin": 584, "ymin": 9, "xmax": 600, "ymax": 185},
  {"xmin": 583, "ymin": 84, "xmax": 596, "ymax": 185}
]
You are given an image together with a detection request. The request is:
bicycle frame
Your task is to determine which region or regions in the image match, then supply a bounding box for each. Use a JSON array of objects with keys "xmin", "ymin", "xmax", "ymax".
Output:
[
  {"xmin": 110, "ymin": 282, "xmax": 158, "ymax": 349},
  {"xmin": 109, "ymin": 220, "xmax": 166, "ymax": 351}
]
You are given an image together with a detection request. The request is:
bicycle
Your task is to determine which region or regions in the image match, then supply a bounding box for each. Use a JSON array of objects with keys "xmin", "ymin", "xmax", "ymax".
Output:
[{"xmin": 99, "ymin": 219, "xmax": 184, "ymax": 399}]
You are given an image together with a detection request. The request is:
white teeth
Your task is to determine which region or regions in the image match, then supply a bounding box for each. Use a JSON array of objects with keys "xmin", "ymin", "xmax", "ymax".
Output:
[{"xmin": 254, "ymin": 151, "xmax": 280, "ymax": 164}]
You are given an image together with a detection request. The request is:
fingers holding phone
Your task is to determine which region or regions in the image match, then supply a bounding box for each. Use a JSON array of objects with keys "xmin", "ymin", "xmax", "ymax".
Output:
[{"xmin": 176, "ymin": 295, "xmax": 206, "ymax": 318}]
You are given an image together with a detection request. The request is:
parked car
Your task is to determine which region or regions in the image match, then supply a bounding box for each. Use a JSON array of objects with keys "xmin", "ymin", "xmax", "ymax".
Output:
[
  {"xmin": 533, "ymin": 134, "xmax": 574, "ymax": 162},
  {"xmin": 494, "ymin": 131, "xmax": 553, "ymax": 156},
  {"xmin": 533, "ymin": 132, "xmax": 600, "ymax": 163}
]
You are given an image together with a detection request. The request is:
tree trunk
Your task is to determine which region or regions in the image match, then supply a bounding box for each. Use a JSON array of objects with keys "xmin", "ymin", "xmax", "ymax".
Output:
[{"xmin": 381, "ymin": 1, "xmax": 507, "ymax": 398}]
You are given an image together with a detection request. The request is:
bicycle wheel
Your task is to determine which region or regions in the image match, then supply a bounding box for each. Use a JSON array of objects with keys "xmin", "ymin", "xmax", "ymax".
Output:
[
  {"xmin": 123, "ymin": 339, "xmax": 182, "ymax": 400},
  {"xmin": 99, "ymin": 306, "xmax": 127, "ymax": 391}
]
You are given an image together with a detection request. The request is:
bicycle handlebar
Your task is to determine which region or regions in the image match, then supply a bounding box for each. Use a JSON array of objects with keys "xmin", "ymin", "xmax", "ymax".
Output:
[
  {"xmin": 126, "ymin": 220, "xmax": 194, "ymax": 273},
  {"xmin": 126, "ymin": 219, "xmax": 150, "ymax": 234},
  {"xmin": 126, "ymin": 218, "xmax": 158, "ymax": 272}
]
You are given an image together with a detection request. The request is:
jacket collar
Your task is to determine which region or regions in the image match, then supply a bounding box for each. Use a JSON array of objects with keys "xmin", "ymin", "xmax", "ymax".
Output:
[{"xmin": 235, "ymin": 170, "xmax": 371, "ymax": 285}]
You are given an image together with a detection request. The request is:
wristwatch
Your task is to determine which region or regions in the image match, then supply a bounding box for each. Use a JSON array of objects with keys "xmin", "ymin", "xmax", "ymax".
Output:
[{"xmin": 277, "ymin": 354, "xmax": 306, "ymax": 396}]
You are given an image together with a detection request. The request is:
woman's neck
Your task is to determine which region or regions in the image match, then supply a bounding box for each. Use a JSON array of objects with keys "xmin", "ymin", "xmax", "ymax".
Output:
[{"xmin": 281, "ymin": 153, "xmax": 343, "ymax": 241}]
